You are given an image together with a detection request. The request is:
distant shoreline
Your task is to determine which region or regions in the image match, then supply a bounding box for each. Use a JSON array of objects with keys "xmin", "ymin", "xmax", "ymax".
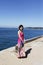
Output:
[
  {"xmin": 0, "ymin": 27, "xmax": 43, "ymax": 29},
  {"xmin": 25, "ymin": 27, "xmax": 43, "ymax": 29}
]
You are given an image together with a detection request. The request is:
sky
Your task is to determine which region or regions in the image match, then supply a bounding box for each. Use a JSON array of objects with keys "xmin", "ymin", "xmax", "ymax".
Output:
[{"xmin": 0, "ymin": 0, "xmax": 43, "ymax": 27}]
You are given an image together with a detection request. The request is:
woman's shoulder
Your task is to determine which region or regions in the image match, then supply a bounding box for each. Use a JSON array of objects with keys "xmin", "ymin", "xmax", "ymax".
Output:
[
  {"xmin": 18, "ymin": 30, "xmax": 24, "ymax": 34},
  {"xmin": 18, "ymin": 30, "xmax": 20, "ymax": 34}
]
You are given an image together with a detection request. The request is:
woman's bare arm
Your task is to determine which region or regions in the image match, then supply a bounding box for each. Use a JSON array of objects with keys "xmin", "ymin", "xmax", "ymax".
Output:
[{"xmin": 18, "ymin": 31, "xmax": 23, "ymax": 41}]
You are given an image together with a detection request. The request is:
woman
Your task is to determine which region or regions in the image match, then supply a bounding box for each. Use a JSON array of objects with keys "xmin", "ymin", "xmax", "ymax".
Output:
[{"xmin": 18, "ymin": 25, "xmax": 25, "ymax": 58}]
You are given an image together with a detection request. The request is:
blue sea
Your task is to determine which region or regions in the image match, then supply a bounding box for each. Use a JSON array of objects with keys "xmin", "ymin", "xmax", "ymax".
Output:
[{"xmin": 0, "ymin": 28, "xmax": 43, "ymax": 51}]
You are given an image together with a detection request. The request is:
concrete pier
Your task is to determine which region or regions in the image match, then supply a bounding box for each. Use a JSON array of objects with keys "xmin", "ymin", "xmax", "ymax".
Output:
[{"xmin": 0, "ymin": 36, "xmax": 43, "ymax": 65}]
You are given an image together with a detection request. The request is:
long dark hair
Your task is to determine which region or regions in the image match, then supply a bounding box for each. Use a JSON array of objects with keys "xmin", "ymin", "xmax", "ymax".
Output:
[{"xmin": 18, "ymin": 25, "xmax": 24, "ymax": 30}]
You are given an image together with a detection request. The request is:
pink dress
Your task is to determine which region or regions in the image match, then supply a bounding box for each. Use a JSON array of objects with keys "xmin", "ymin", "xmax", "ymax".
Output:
[
  {"xmin": 18, "ymin": 31, "xmax": 24, "ymax": 48},
  {"xmin": 18, "ymin": 31, "xmax": 25, "ymax": 57}
]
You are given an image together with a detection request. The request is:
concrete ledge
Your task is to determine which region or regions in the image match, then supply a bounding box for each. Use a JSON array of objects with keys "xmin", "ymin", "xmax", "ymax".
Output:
[{"xmin": 25, "ymin": 35, "xmax": 43, "ymax": 43}]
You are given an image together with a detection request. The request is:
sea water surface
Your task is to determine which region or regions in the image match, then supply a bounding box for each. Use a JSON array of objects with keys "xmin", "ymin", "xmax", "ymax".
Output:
[{"xmin": 0, "ymin": 28, "xmax": 43, "ymax": 51}]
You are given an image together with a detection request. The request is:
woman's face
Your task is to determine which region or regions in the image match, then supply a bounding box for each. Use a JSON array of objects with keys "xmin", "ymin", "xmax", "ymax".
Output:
[{"xmin": 20, "ymin": 27, "xmax": 23, "ymax": 31}]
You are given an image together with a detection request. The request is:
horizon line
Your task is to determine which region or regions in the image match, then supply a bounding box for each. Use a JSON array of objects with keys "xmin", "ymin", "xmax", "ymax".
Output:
[{"xmin": 0, "ymin": 26, "xmax": 43, "ymax": 28}]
